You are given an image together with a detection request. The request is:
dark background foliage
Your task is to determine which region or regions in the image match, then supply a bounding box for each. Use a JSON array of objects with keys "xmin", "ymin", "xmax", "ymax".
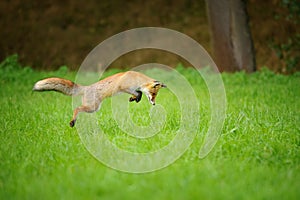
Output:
[{"xmin": 0, "ymin": 0, "xmax": 299, "ymax": 72}]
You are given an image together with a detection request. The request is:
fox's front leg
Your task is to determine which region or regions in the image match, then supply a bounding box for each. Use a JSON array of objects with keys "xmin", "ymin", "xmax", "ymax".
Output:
[{"xmin": 129, "ymin": 91, "xmax": 142, "ymax": 103}]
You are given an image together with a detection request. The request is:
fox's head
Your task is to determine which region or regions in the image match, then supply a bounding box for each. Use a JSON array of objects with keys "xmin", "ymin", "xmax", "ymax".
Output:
[{"xmin": 141, "ymin": 81, "xmax": 167, "ymax": 105}]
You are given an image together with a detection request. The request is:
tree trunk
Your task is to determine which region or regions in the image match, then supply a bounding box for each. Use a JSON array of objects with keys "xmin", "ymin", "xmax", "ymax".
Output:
[{"xmin": 206, "ymin": 0, "xmax": 256, "ymax": 72}]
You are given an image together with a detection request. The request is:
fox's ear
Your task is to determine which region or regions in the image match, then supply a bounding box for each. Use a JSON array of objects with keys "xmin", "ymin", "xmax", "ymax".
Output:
[
  {"xmin": 152, "ymin": 81, "xmax": 167, "ymax": 88},
  {"xmin": 153, "ymin": 81, "xmax": 167, "ymax": 88}
]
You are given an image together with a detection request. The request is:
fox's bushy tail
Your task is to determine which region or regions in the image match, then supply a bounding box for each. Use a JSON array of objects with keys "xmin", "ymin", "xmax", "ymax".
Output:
[{"xmin": 33, "ymin": 78, "xmax": 83, "ymax": 96}]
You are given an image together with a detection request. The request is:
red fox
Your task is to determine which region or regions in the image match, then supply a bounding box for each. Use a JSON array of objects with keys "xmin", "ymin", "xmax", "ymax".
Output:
[{"xmin": 33, "ymin": 71, "xmax": 167, "ymax": 127}]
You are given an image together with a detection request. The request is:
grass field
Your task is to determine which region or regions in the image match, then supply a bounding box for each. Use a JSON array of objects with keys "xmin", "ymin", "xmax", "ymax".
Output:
[{"xmin": 0, "ymin": 56, "xmax": 299, "ymax": 199}]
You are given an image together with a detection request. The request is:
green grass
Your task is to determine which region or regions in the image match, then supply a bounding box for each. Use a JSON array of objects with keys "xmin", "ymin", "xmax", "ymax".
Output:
[{"xmin": 0, "ymin": 56, "xmax": 299, "ymax": 199}]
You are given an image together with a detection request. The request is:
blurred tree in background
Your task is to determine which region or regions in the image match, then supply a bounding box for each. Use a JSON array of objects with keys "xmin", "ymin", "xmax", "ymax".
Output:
[{"xmin": 206, "ymin": 0, "xmax": 256, "ymax": 72}]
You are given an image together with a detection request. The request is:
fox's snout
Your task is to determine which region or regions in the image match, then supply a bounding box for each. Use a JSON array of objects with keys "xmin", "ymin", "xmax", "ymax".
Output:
[{"xmin": 150, "ymin": 100, "xmax": 156, "ymax": 105}]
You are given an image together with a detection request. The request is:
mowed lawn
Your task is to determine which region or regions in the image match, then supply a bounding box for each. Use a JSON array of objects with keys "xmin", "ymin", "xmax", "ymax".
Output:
[{"xmin": 0, "ymin": 57, "xmax": 299, "ymax": 200}]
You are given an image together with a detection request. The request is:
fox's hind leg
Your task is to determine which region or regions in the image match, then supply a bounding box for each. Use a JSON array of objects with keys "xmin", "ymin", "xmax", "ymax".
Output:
[
  {"xmin": 69, "ymin": 103, "xmax": 100, "ymax": 127},
  {"xmin": 129, "ymin": 91, "xmax": 142, "ymax": 103}
]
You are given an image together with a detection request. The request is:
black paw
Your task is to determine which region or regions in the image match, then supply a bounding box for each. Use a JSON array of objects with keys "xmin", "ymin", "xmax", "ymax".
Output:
[
  {"xmin": 129, "ymin": 97, "xmax": 135, "ymax": 102},
  {"xmin": 69, "ymin": 120, "xmax": 76, "ymax": 127},
  {"xmin": 129, "ymin": 91, "xmax": 142, "ymax": 103},
  {"xmin": 135, "ymin": 91, "xmax": 142, "ymax": 103}
]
